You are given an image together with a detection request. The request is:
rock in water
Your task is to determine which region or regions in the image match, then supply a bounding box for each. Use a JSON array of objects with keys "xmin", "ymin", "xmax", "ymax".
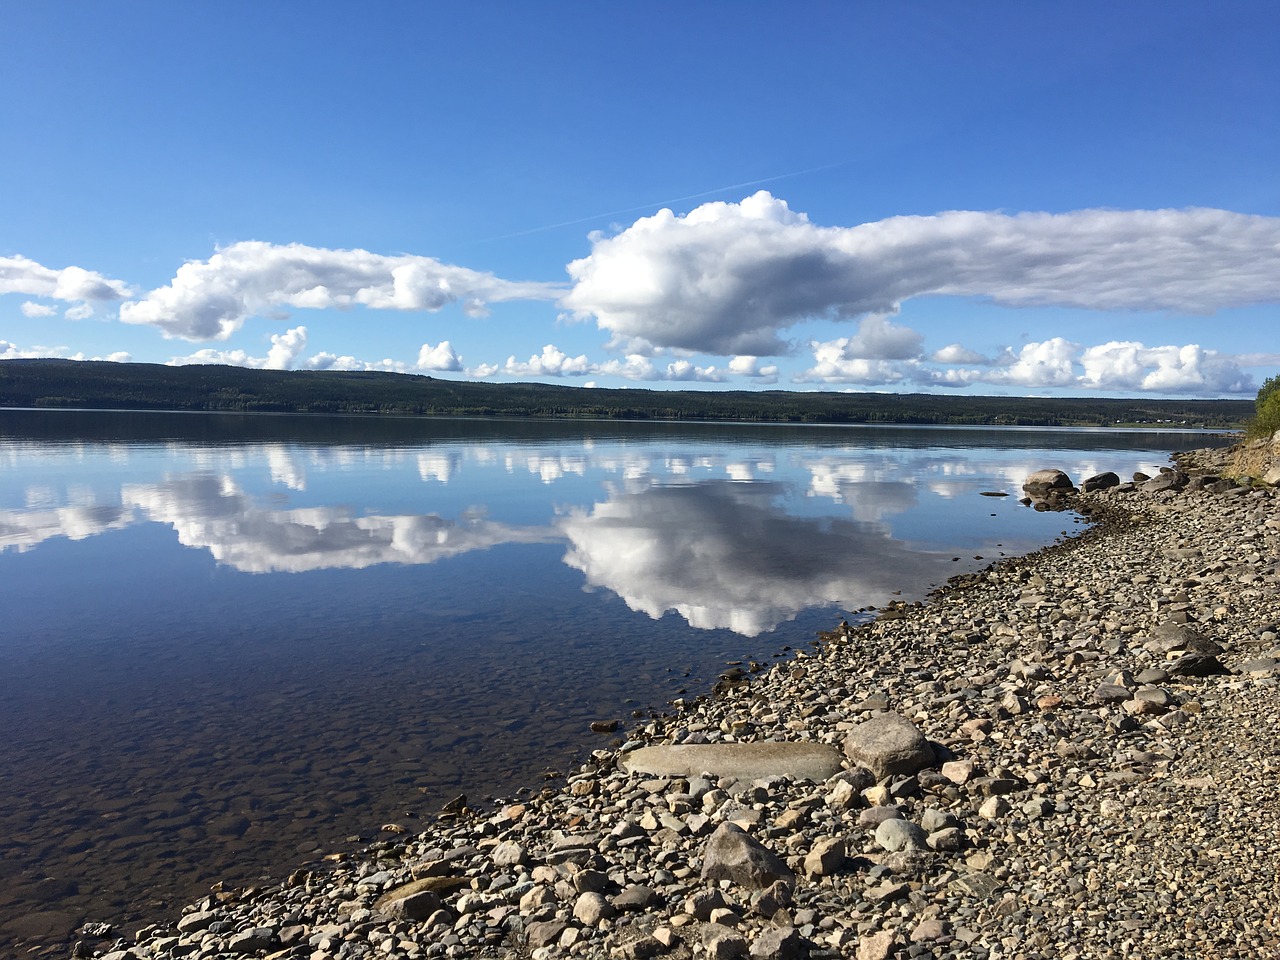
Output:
[
  {"xmin": 1082, "ymin": 471, "xmax": 1120, "ymax": 492},
  {"xmin": 700, "ymin": 822, "xmax": 795, "ymax": 890},
  {"xmin": 1022, "ymin": 469, "xmax": 1075, "ymax": 495},
  {"xmin": 843, "ymin": 713, "xmax": 935, "ymax": 778}
]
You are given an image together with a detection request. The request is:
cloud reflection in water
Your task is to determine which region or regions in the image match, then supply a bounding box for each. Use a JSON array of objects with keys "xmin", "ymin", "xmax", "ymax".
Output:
[
  {"xmin": 559, "ymin": 479, "xmax": 962, "ymax": 637},
  {"xmin": 121, "ymin": 474, "xmax": 555, "ymax": 573},
  {"xmin": 0, "ymin": 435, "xmax": 1097, "ymax": 636},
  {"xmin": 0, "ymin": 501, "xmax": 134, "ymax": 552}
]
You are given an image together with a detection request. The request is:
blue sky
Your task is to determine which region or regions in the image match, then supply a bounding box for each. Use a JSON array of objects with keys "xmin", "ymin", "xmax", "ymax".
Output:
[{"xmin": 2, "ymin": 2, "xmax": 1278, "ymax": 396}]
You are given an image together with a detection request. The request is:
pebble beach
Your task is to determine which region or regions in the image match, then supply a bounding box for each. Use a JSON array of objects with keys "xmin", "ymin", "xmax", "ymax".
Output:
[{"xmin": 78, "ymin": 442, "xmax": 1280, "ymax": 960}]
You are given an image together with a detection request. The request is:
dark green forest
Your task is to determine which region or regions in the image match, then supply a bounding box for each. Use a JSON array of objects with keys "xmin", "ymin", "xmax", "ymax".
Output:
[{"xmin": 0, "ymin": 358, "xmax": 1253, "ymax": 428}]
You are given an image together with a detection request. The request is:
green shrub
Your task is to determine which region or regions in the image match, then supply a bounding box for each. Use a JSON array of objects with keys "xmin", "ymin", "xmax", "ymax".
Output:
[{"xmin": 1247, "ymin": 374, "xmax": 1280, "ymax": 439}]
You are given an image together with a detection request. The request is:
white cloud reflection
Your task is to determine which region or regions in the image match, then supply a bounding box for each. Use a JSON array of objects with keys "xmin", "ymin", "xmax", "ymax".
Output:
[
  {"xmin": 121, "ymin": 474, "xmax": 554, "ymax": 573},
  {"xmin": 3, "ymin": 436, "xmax": 1136, "ymax": 638},
  {"xmin": 0, "ymin": 500, "xmax": 134, "ymax": 552},
  {"xmin": 417, "ymin": 451, "xmax": 462, "ymax": 484},
  {"xmin": 559, "ymin": 480, "xmax": 963, "ymax": 637}
]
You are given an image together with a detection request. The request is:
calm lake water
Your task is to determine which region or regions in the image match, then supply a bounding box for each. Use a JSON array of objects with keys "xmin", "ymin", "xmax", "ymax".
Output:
[{"xmin": 0, "ymin": 410, "xmax": 1227, "ymax": 953}]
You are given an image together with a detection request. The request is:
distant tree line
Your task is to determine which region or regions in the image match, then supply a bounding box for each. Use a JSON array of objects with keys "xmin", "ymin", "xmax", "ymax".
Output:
[{"xmin": 0, "ymin": 358, "xmax": 1254, "ymax": 429}]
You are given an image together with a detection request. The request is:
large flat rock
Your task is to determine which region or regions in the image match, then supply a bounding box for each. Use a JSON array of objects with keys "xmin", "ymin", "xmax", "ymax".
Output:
[{"xmin": 619, "ymin": 742, "xmax": 843, "ymax": 782}]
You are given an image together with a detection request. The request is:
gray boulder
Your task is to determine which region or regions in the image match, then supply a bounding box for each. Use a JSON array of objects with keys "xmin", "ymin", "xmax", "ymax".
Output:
[
  {"xmin": 700, "ymin": 822, "xmax": 794, "ymax": 890},
  {"xmin": 750, "ymin": 926, "xmax": 811, "ymax": 959},
  {"xmin": 803, "ymin": 837, "xmax": 846, "ymax": 877},
  {"xmin": 1082, "ymin": 471, "xmax": 1121, "ymax": 492},
  {"xmin": 1167, "ymin": 653, "xmax": 1229, "ymax": 677},
  {"xmin": 573, "ymin": 891, "xmax": 615, "ymax": 925},
  {"xmin": 1093, "ymin": 683, "xmax": 1132, "ymax": 704},
  {"xmin": 525, "ymin": 920, "xmax": 568, "ymax": 949},
  {"xmin": 375, "ymin": 880, "xmax": 452, "ymax": 921},
  {"xmin": 750, "ymin": 879, "xmax": 793, "ymax": 918},
  {"xmin": 1140, "ymin": 471, "xmax": 1188, "ymax": 494},
  {"xmin": 874, "ymin": 818, "xmax": 929, "ymax": 852},
  {"xmin": 1023, "ymin": 469, "xmax": 1075, "ymax": 496},
  {"xmin": 1145, "ymin": 623, "xmax": 1222, "ymax": 656},
  {"xmin": 843, "ymin": 714, "xmax": 935, "ymax": 778}
]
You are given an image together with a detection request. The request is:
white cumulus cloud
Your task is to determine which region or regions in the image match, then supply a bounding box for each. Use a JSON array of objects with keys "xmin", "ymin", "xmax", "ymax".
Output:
[
  {"xmin": 839, "ymin": 315, "xmax": 924, "ymax": 360},
  {"xmin": 664, "ymin": 360, "xmax": 724, "ymax": 382},
  {"xmin": 592, "ymin": 355, "xmax": 658, "ymax": 381},
  {"xmin": 797, "ymin": 333, "xmax": 1253, "ymax": 393},
  {"xmin": 302, "ymin": 354, "xmax": 409, "ymax": 373},
  {"xmin": 0, "ymin": 340, "xmax": 131, "ymax": 362},
  {"xmin": 0, "ymin": 255, "xmax": 133, "ymax": 304},
  {"xmin": 997, "ymin": 338, "xmax": 1080, "ymax": 387},
  {"xmin": 729, "ymin": 356, "xmax": 780, "ymax": 382},
  {"xmin": 119, "ymin": 241, "xmax": 564, "ymax": 340},
  {"xmin": 1080, "ymin": 341, "xmax": 1251, "ymax": 393},
  {"xmin": 20, "ymin": 301, "xmax": 57, "ymax": 318},
  {"xmin": 417, "ymin": 340, "xmax": 463, "ymax": 372},
  {"xmin": 799, "ymin": 341, "xmax": 915, "ymax": 385},
  {"xmin": 265, "ymin": 326, "xmax": 308, "ymax": 370},
  {"xmin": 168, "ymin": 325, "xmax": 311, "ymax": 370},
  {"xmin": 500, "ymin": 344, "xmax": 592, "ymax": 378},
  {"xmin": 470, "ymin": 348, "xmax": 729, "ymax": 383},
  {"xmin": 562, "ymin": 191, "xmax": 1280, "ymax": 356},
  {"xmin": 931, "ymin": 343, "xmax": 994, "ymax": 365}
]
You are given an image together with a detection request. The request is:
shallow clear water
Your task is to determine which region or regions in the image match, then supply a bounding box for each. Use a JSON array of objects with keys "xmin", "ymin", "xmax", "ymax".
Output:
[{"xmin": 0, "ymin": 409, "xmax": 1226, "ymax": 952}]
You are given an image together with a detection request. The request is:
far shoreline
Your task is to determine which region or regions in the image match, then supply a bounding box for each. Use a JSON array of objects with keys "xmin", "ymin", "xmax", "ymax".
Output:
[{"xmin": 0, "ymin": 358, "xmax": 1253, "ymax": 430}]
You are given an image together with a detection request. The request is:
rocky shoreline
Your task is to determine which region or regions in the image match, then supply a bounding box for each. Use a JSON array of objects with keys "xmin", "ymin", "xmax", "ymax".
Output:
[{"xmin": 81, "ymin": 444, "xmax": 1280, "ymax": 960}]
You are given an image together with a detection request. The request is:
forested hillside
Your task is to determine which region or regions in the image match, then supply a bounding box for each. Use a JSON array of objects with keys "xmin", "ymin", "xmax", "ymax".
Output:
[{"xmin": 0, "ymin": 359, "xmax": 1252, "ymax": 428}]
